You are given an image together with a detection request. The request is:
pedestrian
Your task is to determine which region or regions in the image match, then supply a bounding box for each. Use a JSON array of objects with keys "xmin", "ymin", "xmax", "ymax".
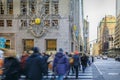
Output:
[
  {"xmin": 20, "ymin": 51, "xmax": 29, "ymax": 76},
  {"xmin": 47, "ymin": 53, "xmax": 55, "ymax": 71},
  {"xmin": 42, "ymin": 52, "xmax": 49, "ymax": 76},
  {"xmin": 68, "ymin": 52, "xmax": 74, "ymax": 74},
  {"xmin": 92, "ymin": 56, "xmax": 94, "ymax": 63},
  {"xmin": 53, "ymin": 48, "xmax": 69, "ymax": 80},
  {"xmin": 73, "ymin": 51, "xmax": 80, "ymax": 79},
  {"xmin": 2, "ymin": 49, "xmax": 20, "ymax": 80},
  {"xmin": 25, "ymin": 47, "xmax": 47, "ymax": 80},
  {"xmin": 0, "ymin": 50, "xmax": 4, "ymax": 76},
  {"xmin": 81, "ymin": 54, "xmax": 88, "ymax": 73}
]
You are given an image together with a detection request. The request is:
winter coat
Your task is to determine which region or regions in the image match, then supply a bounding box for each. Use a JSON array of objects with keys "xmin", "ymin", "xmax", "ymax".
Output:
[
  {"xmin": 2, "ymin": 57, "xmax": 20, "ymax": 80},
  {"xmin": 53, "ymin": 52, "xmax": 69, "ymax": 75},
  {"xmin": 25, "ymin": 53, "xmax": 47, "ymax": 80},
  {"xmin": 0, "ymin": 59, "xmax": 3, "ymax": 75},
  {"xmin": 73, "ymin": 54, "xmax": 80, "ymax": 67},
  {"xmin": 20, "ymin": 54, "xmax": 29, "ymax": 75},
  {"xmin": 81, "ymin": 55, "xmax": 88, "ymax": 67},
  {"xmin": 47, "ymin": 55, "xmax": 55, "ymax": 71}
]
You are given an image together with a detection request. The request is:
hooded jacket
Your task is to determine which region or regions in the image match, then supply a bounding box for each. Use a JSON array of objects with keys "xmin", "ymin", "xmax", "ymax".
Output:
[
  {"xmin": 25, "ymin": 47, "xmax": 47, "ymax": 80},
  {"xmin": 53, "ymin": 50, "xmax": 69, "ymax": 75}
]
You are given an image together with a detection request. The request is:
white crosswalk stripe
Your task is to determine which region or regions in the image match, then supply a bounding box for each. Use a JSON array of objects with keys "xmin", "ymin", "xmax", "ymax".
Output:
[{"xmin": 43, "ymin": 66, "xmax": 93, "ymax": 80}]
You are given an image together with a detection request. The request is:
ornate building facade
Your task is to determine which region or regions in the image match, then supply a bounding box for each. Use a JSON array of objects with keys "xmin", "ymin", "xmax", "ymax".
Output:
[{"xmin": 0, "ymin": 0, "xmax": 84, "ymax": 55}]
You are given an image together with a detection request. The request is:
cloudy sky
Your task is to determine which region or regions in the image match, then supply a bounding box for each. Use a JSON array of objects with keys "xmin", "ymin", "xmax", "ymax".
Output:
[{"xmin": 83, "ymin": 0, "xmax": 116, "ymax": 42}]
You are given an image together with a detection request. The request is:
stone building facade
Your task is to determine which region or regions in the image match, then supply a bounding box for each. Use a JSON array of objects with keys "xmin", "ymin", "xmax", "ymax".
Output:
[{"xmin": 0, "ymin": 0, "xmax": 84, "ymax": 55}]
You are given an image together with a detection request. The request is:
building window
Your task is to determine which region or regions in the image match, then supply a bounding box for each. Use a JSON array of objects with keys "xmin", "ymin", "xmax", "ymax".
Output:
[
  {"xmin": 21, "ymin": 0, "xmax": 27, "ymax": 15},
  {"xmin": 0, "ymin": 20, "xmax": 4, "ymax": 27},
  {"xmin": 21, "ymin": 20, "xmax": 27, "ymax": 27},
  {"xmin": 52, "ymin": 20, "xmax": 58, "ymax": 27},
  {"xmin": 29, "ymin": 0, "xmax": 36, "ymax": 14},
  {"xmin": 7, "ymin": 0, "xmax": 13, "ymax": 14},
  {"xmin": 52, "ymin": 0, "xmax": 58, "ymax": 14},
  {"xmin": 23, "ymin": 39, "xmax": 34, "ymax": 51},
  {"xmin": 0, "ymin": 1, "xmax": 4, "ymax": 14},
  {"xmin": 44, "ymin": 1, "xmax": 49, "ymax": 14},
  {"xmin": 44, "ymin": 20, "xmax": 50, "ymax": 27},
  {"xmin": 7, "ymin": 20, "xmax": 12, "ymax": 27},
  {"xmin": 5, "ymin": 40, "xmax": 10, "ymax": 49},
  {"xmin": 46, "ymin": 39, "xmax": 57, "ymax": 51}
]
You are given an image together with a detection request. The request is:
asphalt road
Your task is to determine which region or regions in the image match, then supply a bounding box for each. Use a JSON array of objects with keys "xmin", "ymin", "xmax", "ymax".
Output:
[{"xmin": 94, "ymin": 58, "xmax": 120, "ymax": 80}]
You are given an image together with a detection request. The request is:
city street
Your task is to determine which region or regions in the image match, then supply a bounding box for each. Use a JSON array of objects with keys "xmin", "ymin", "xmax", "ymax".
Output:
[
  {"xmin": 42, "ymin": 57, "xmax": 120, "ymax": 80},
  {"xmin": 94, "ymin": 57, "xmax": 120, "ymax": 80},
  {"xmin": 0, "ymin": 0, "xmax": 119, "ymax": 80}
]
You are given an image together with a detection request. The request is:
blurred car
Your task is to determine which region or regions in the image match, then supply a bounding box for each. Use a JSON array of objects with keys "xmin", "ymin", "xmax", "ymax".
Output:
[
  {"xmin": 102, "ymin": 55, "xmax": 108, "ymax": 60},
  {"xmin": 97, "ymin": 56, "xmax": 101, "ymax": 59},
  {"xmin": 115, "ymin": 56, "xmax": 120, "ymax": 61}
]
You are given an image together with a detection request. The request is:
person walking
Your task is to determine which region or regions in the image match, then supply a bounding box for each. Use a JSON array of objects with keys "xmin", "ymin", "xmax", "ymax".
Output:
[
  {"xmin": 20, "ymin": 51, "xmax": 29, "ymax": 76},
  {"xmin": 53, "ymin": 48, "xmax": 69, "ymax": 80},
  {"xmin": 81, "ymin": 54, "xmax": 88, "ymax": 73},
  {"xmin": 73, "ymin": 51, "xmax": 80, "ymax": 79},
  {"xmin": 0, "ymin": 50, "xmax": 4, "ymax": 76},
  {"xmin": 2, "ymin": 49, "xmax": 20, "ymax": 80},
  {"xmin": 25, "ymin": 47, "xmax": 47, "ymax": 80},
  {"xmin": 68, "ymin": 52, "xmax": 74, "ymax": 74}
]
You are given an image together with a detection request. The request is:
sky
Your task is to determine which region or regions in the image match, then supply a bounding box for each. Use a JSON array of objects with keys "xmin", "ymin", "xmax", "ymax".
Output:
[{"xmin": 83, "ymin": 0, "xmax": 116, "ymax": 42}]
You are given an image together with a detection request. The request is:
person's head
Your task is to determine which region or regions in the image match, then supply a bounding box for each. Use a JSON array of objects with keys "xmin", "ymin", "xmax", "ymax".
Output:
[
  {"xmin": 74, "ymin": 50, "xmax": 79, "ymax": 55},
  {"xmin": 65, "ymin": 52, "xmax": 68, "ymax": 55},
  {"xmin": 22, "ymin": 51, "xmax": 28, "ymax": 55},
  {"xmin": 32, "ymin": 47, "xmax": 39, "ymax": 53},
  {"xmin": 59, "ymin": 48, "xmax": 63, "ymax": 52}
]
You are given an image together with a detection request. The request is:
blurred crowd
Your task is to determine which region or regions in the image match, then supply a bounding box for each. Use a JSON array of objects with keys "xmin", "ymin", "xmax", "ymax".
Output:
[{"xmin": 0, "ymin": 47, "xmax": 94, "ymax": 80}]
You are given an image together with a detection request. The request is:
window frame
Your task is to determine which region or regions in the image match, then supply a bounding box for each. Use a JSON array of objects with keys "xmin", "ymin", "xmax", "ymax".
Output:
[
  {"xmin": 23, "ymin": 39, "xmax": 34, "ymax": 51},
  {"xmin": 46, "ymin": 39, "xmax": 57, "ymax": 51},
  {"xmin": 6, "ymin": 20, "xmax": 12, "ymax": 27},
  {"xmin": 20, "ymin": 0, "xmax": 27, "ymax": 15},
  {"xmin": 0, "ymin": 20, "xmax": 4, "ymax": 27},
  {"xmin": 0, "ymin": 1, "xmax": 4, "ymax": 14},
  {"xmin": 29, "ymin": 0, "xmax": 36, "ymax": 14},
  {"xmin": 7, "ymin": 0, "xmax": 13, "ymax": 14}
]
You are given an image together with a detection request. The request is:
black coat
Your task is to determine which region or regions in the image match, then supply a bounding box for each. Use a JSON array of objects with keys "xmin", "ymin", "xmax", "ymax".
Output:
[
  {"xmin": 3, "ymin": 57, "xmax": 20, "ymax": 80},
  {"xmin": 73, "ymin": 54, "xmax": 80, "ymax": 67},
  {"xmin": 25, "ymin": 53, "xmax": 47, "ymax": 80},
  {"xmin": 81, "ymin": 55, "xmax": 88, "ymax": 67}
]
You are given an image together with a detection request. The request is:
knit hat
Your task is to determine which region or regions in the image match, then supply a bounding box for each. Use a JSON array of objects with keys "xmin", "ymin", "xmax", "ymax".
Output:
[
  {"xmin": 32, "ymin": 47, "xmax": 39, "ymax": 53},
  {"xmin": 59, "ymin": 48, "xmax": 63, "ymax": 52}
]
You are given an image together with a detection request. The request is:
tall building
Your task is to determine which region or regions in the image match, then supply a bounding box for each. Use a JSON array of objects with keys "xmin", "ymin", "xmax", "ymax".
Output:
[
  {"xmin": 92, "ymin": 43, "xmax": 99, "ymax": 56},
  {"xmin": 83, "ymin": 19, "xmax": 89, "ymax": 53},
  {"xmin": 115, "ymin": 0, "xmax": 120, "ymax": 49},
  {"xmin": 0, "ymin": 0, "xmax": 84, "ymax": 55},
  {"xmin": 97, "ymin": 15, "xmax": 116, "ymax": 55}
]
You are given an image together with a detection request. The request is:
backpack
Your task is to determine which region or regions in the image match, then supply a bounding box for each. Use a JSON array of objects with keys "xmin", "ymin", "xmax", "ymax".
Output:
[{"xmin": 69, "ymin": 57, "xmax": 74, "ymax": 64}]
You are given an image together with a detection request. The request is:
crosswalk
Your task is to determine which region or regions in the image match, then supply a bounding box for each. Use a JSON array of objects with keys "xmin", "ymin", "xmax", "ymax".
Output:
[{"xmin": 43, "ymin": 66, "xmax": 93, "ymax": 80}]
